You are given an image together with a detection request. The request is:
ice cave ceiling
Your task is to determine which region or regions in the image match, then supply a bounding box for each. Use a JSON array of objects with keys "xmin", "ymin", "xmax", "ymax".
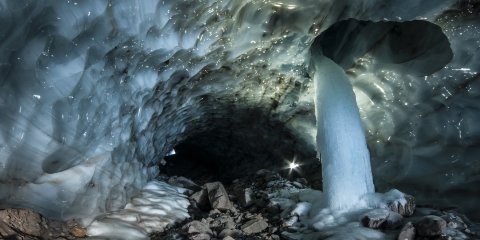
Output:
[{"xmin": 0, "ymin": 0, "xmax": 479, "ymax": 223}]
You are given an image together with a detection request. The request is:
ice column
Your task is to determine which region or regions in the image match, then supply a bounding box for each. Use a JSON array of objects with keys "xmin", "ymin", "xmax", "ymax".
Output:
[{"xmin": 312, "ymin": 55, "xmax": 374, "ymax": 209}]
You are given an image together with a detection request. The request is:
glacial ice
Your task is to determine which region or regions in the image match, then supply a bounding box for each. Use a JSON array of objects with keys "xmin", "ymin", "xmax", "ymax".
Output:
[
  {"xmin": 311, "ymin": 55, "xmax": 374, "ymax": 209},
  {"xmin": 310, "ymin": 19, "xmax": 453, "ymax": 210},
  {"xmin": 0, "ymin": 0, "xmax": 479, "ymax": 238}
]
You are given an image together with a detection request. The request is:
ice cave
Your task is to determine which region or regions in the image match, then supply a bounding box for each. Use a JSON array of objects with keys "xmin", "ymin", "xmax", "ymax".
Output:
[{"xmin": 0, "ymin": 0, "xmax": 479, "ymax": 239}]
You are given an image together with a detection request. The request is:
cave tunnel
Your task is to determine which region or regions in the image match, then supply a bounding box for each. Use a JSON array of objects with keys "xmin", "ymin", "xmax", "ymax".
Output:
[
  {"xmin": 163, "ymin": 104, "xmax": 320, "ymax": 184},
  {"xmin": 0, "ymin": 0, "xmax": 479, "ymax": 239}
]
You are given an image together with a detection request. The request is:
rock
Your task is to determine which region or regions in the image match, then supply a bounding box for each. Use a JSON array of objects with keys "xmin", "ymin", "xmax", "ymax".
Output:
[
  {"xmin": 361, "ymin": 209, "xmax": 389, "ymax": 229},
  {"xmin": 184, "ymin": 220, "xmax": 213, "ymax": 236},
  {"xmin": 292, "ymin": 181, "xmax": 304, "ymax": 188},
  {"xmin": 191, "ymin": 233, "xmax": 212, "ymax": 240},
  {"xmin": 0, "ymin": 221, "xmax": 16, "ymax": 237},
  {"xmin": 0, "ymin": 208, "xmax": 47, "ymax": 237},
  {"xmin": 240, "ymin": 187, "xmax": 254, "ymax": 208},
  {"xmin": 271, "ymin": 234, "xmax": 281, "ymax": 240},
  {"xmin": 241, "ymin": 218, "xmax": 268, "ymax": 235},
  {"xmin": 386, "ymin": 211, "xmax": 403, "ymax": 229},
  {"xmin": 168, "ymin": 176, "xmax": 201, "ymax": 191},
  {"xmin": 66, "ymin": 219, "xmax": 87, "ymax": 238},
  {"xmin": 389, "ymin": 194, "xmax": 415, "ymax": 217},
  {"xmin": 191, "ymin": 188, "xmax": 210, "ymax": 210},
  {"xmin": 210, "ymin": 215, "xmax": 235, "ymax": 231},
  {"xmin": 255, "ymin": 169, "xmax": 271, "ymax": 176},
  {"xmin": 398, "ymin": 222, "xmax": 415, "ymax": 240},
  {"xmin": 205, "ymin": 182, "xmax": 233, "ymax": 210},
  {"xmin": 70, "ymin": 226, "xmax": 87, "ymax": 237},
  {"xmin": 209, "ymin": 209, "xmax": 221, "ymax": 216},
  {"xmin": 283, "ymin": 216, "xmax": 299, "ymax": 227},
  {"xmin": 266, "ymin": 202, "xmax": 281, "ymax": 215},
  {"xmin": 443, "ymin": 211, "xmax": 468, "ymax": 230},
  {"xmin": 416, "ymin": 215, "xmax": 447, "ymax": 237},
  {"xmin": 244, "ymin": 212, "xmax": 255, "ymax": 220},
  {"xmin": 223, "ymin": 236, "xmax": 235, "ymax": 240},
  {"xmin": 295, "ymin": 178, "xmax": 308, "ymax": 186},
  {"xmin": 255, "ymin": 169, "xmax": 278, "ymax": 183},
  {"xmin": 362, "ymin": 209, "xmax": 403, "ymax": 229},
  {"xmin": 218, "ymin": 228, "xmax": 242, "ymax": 238}
]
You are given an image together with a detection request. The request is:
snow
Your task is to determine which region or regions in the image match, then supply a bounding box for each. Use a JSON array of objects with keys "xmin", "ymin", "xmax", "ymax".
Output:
[
  {"xmin": 262, "ymin": 178, "xmax": 406, "ymax": 239},
  {"xmin": 259, "ymin": 177, "xmax": 395, "ymax": 238},
  {"xmin": 87, "ymin": 180, "xmax": 189, "ymax": 239},
  {"xmin": 291, "ymin": 202, "xmax": 312, "ymax": 217}
]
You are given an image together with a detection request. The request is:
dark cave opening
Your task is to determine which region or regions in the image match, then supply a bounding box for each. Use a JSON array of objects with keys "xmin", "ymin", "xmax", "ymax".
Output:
[
  {"xmin": 163, "ymin": 141, "xmax": 223, "ymax": 184},
  {"xmin": 162, "ymin": 128, "xmax": 318, "ymax": 185},
  {"xmin": 160, "ymin": 107, "xmax": 321, "ymax": 186}
]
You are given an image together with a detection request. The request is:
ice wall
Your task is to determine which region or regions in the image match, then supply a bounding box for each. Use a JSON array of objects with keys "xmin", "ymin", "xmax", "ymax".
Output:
[
  {"xmin": 0, "ymin": 0, "xmax": 330, "ymax": 221},
  {"xmin": 320, "ymin": 16, "xmax": 479, "ymax": 218},
  {"xmin": 1, "ymin": 0, "xmax": 479, "ymax": 222}
]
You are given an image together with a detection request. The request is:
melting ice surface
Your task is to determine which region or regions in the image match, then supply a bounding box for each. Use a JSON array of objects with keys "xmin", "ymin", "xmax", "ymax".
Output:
[{"xmin": 0, "ymin": 0, "xmax": 479, "ymax": 238}]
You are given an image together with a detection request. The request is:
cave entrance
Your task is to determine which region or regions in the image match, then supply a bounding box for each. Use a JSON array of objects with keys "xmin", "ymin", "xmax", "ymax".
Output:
[
  {"xmin": 163, "ymin": 141, "xmax": 222, "ymax": 184},
  {"xmin": 161, "ymin": 107, "xmax": 320, "ymax": 185}
]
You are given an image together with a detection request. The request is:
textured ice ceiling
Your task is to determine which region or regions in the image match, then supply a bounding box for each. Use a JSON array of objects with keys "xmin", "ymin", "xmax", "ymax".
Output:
[{"xmin": 0, "ymin": 0, "xmax": 479, "ymax": 222}]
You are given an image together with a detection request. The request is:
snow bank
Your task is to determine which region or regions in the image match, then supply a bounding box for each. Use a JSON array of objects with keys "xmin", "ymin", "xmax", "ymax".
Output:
[{"xmin": 87, "ymin": 180, "xmax": 189, "ymax": 239}]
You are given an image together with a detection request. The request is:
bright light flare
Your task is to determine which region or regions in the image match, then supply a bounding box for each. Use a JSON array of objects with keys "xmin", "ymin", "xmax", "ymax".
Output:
[
  {"xmin": 288, "ymin": 161, "xmax": 299, "ymax": 170},
  {"xmin": 166, "ymin": 149, "xmax": 176, "ymax": 156},
  {"xmin": 287, "ymin": 160, "xmax": 301, "ymax": 175}
]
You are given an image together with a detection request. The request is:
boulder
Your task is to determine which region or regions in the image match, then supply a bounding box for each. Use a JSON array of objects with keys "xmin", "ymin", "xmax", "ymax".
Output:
[
  {"xmin": 70, "ymin": 226, "xmax": 87, "ymax": 238},
  {"xmin": 270, "ymin": 234, "xmax": 281, "ymax": 240},
  {"xmin": 241, "ymin": 218, "xmax": 268, "ymax": 235},
  {"xmin": 240, "ymin": 187, "xmax": 254, "ymax": 208},
  {"xmin": 398, "ymin": 222, "xmax": 415, "ymax": 240},
  {"xmin": 184, "ymin": 220, "xmax": 213, "ymax": 236},
  {"xmin": 0, "ymin": 208, "xmax": 47, "ymax": 237},
  {"xmin": 218, "ymin": 228, "xmax": 242, "ymax": 238},
  {"xmin": 389, "ymin": 194, "xmax": 415, "ymax": 217},
  {"xmin": 361, "ymin": 209, "xmax": 389, "ymax": 229},
  {"xmin": 205, "ymin": 182, "xmax": 233, "ymax": 210},
  {"xmin": 210, "ymin": 215, "xmax": 235, "ymax": 230},
  {"xmin": 191, "ymin": 233, "xmax": 211, "ymax": 240},
  {"xmin": 361, "ymin": 209, "xmax": 403, "ymax": 229},
  {"xmin": 168, "ymin": 176, "xmax": 201, "ymax": 191},
  {"xmin": 416, "ymin": 215, "xmax": 447, "ymax": 237},
  {"xmin": 386, "ymin": 211, "xmax": 403, "ymax": 229},
  {"xmin": 191, "ymin": 188, "xmax": 210, "ymax": 210},
  {"xmin": 66, "ymin": 219, "xmax": 87, "ymax": 238}
]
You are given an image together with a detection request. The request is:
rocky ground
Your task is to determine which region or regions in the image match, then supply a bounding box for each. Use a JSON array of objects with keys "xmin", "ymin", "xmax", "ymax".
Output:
[
  {"xmin": 0, "ymin": 208, "xmax": 86, "ymax": 239},
  {"xmin": 150, "ymin": 170, "xmax": 480, "ymax": 240},
  {"xmin": 1, "ymin": 169, "xmax": 479, "ymax": 239}
]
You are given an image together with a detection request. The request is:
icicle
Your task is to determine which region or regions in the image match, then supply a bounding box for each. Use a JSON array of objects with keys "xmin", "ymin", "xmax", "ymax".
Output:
[{"xmin": 312, "ymin": 55, "xmax": 374, "ymax": 209}]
